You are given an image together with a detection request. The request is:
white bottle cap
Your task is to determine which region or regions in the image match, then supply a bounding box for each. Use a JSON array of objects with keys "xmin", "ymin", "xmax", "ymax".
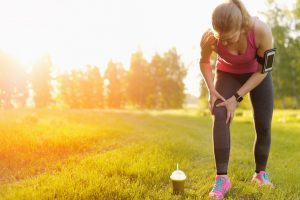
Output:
[{"xmin": 170, "ymin": 163, "xmax": 186, "ymax": 181}]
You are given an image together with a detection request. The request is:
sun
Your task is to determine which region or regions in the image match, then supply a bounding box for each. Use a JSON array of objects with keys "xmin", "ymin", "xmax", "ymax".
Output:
[{"xmin": 3, "ymin": 45, "xmax": 47, "ymax": 72}]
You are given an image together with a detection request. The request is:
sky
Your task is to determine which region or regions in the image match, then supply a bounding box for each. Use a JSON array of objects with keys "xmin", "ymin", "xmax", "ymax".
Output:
[{"xmin": 0, "ymin": 0, "xmax": 290, "ymax": 97}]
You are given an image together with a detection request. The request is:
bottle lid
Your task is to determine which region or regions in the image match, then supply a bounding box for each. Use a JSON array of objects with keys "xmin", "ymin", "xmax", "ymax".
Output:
[{"xmin": 170, "ymin": 163, "xmax": 186, "ymax": 181}]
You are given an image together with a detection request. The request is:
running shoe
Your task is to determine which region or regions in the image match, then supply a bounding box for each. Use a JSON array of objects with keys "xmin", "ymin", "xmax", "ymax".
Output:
[
  {"xmin": 209, "ymin": 175, "xmax": 232, "ymax": 199},
  {"xmin": 251, "ymin": 171, "xmax": 274, "ymax": 188}
]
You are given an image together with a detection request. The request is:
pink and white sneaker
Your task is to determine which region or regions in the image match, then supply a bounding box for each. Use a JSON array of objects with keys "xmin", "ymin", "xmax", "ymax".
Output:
[
  {"xmin": 251, "ymin": 171, "xmax": 274, "ymax": 188},
  {"xmin": 209, "ymin": 175, "xmax": 232, "ymax": 199}
]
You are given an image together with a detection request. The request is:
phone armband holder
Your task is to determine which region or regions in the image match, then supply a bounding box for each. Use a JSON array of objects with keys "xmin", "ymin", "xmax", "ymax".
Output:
[{"xmin": 256, "ymin": 48, "xmax": 276, "ymax": 73}]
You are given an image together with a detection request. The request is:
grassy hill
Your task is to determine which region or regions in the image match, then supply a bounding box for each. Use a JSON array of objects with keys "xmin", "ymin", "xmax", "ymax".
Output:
[{"xmin": 0, "ymin": 108, "xmax": 299, "ymax": 199}]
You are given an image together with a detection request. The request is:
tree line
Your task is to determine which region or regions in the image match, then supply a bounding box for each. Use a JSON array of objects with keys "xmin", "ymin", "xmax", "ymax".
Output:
[
  {"xmin": 0, "ymin": 48, "xmax": 186, "ymax": 109},
  {"xmin": 199, "ymin": 0, "xmax": 300, "ymax": 109},
  {"xmin": 265, "ymin": 0, "xmax": 300, "ymax": 109}
]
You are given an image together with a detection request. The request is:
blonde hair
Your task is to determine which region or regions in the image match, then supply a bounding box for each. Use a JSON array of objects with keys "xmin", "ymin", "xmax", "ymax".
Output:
[{"xmin": 211, "ymin": 0, "xmax": 252, "ymax": 37}]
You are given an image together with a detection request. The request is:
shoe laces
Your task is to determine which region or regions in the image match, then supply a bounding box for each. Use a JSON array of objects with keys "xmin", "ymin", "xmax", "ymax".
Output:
[
  {"xmin": 261, "ymin": 172, "xmax": 270, "ymax": 182},
  {"xmin": 212, "ymin": 177, "xmax": 225, "ymax": 192}
]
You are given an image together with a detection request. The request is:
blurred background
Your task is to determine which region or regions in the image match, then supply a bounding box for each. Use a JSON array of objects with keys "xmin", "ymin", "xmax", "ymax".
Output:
[
  {"xmin": 0, "ymin": 0, "xmax": 299, "ymax": 110},
  {"xmin": 1, "ymin": 1, "xmax": 300, "ymax": 199}
]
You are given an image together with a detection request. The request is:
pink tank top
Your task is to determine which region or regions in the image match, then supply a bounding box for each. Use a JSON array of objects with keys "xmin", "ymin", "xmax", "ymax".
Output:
[{"xmin": 215, "ymin": 27, "xmax": 258, "ymax": 74}]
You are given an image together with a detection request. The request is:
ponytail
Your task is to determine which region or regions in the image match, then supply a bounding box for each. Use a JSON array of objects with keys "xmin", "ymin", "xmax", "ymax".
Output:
[{"xmin": 230, "ymin": 0, "xmax": 252, "ymax": 31}]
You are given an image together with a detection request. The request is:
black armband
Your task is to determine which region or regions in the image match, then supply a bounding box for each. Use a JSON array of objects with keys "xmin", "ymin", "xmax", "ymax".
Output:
[{"xmin": 256, "ymin": 48, "xmax": 276, "ymax": 74}]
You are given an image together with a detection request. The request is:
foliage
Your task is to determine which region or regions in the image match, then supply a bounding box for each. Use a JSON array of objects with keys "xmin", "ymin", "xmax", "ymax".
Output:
[
  {"xmin": 0, "ymin": 50, "xmax": 28, "ymax": 109},
  {"xmin": 264, "ymin": 0, "xmax": 300, "ymax": 109},
  {"xmin": 58, "ymin": 65, "xmax": 104, "ymax": 109},
  {"xmin": 128, "ymin": 48, "xmax": 186, "ymax": 109},
  {"xmin": 104, "ymin": 61, "xmax": 126, "ymax": 108},
  {"xmin": 31, "ymin": 54, "xmax": 52, "ymax": 108}
]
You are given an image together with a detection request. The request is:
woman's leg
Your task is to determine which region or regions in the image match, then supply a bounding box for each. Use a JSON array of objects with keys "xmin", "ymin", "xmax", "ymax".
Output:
[
  {"xmin": 213, "ymin": 71, "xmax": 242, "ymax": 175},
  {"xmin": 249, "ymin": 73, "xmax": 274, "ymax": 172}
]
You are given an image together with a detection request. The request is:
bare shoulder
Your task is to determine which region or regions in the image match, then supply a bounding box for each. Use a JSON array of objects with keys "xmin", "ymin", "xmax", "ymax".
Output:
[{"xmin": 254, "ymin": 18, "xmax": 273, "ymax": 48}]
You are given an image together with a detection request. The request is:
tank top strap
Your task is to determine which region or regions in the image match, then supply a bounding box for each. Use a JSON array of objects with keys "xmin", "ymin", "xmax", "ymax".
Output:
[{"xmin": 248, "ymin": 17, "xmax": 259, "ymax": 49}]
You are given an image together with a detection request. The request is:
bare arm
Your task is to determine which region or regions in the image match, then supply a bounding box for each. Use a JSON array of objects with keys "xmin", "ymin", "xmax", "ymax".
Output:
[
  {"xmin": 200, "ymin": 63, "xmax": 215, "ymax": 92},
  {"xmin": 236, "ymin": 20, "xmax": 273, "ymax": 97},
  {"xmin": 199, "ymin": 30, "xmax": 226, "ymax": 113},
  {"xmin": 199, "ymin": 30, "xmax": 216, "ymax": 92}
]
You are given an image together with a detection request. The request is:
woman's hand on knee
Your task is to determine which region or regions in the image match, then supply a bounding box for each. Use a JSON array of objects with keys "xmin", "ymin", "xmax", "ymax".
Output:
[
  {"xmin": 216, "ymin": 96, "xmax": 238, "ymax": 124},
  {"xmin": 208, "ymin": 89, "xmax": 226, "ymax": 115}
]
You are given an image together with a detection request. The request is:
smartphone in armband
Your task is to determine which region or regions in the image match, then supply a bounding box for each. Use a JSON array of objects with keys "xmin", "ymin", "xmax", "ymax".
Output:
[{"xmin": 256, "ymin": 48, "xmax": 276, "ymax": 73}]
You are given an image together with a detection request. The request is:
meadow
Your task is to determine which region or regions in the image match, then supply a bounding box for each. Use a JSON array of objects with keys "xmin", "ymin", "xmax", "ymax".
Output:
[{"xmin": 0, "ymin": 108, "xmax": 299, "ymax": 199}]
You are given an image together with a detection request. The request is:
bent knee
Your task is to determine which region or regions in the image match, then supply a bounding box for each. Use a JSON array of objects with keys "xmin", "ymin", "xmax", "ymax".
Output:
[{"xmin": 213, "ymin": 99, "xmax": 227, "ymax": 120}]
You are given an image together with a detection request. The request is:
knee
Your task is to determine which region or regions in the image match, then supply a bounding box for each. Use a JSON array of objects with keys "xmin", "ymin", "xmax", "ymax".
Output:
[{"xmin": 213, "ymin": 100, "xmax": 227, "ymax": 121}]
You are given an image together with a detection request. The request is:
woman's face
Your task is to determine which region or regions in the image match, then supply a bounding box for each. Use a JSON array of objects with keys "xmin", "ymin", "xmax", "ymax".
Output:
[{"xmin": 217, "ymin": 29, "xmax": 241, "ymax": 46}]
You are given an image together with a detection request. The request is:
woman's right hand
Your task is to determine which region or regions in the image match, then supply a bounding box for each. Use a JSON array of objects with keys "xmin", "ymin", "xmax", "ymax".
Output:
[
  {"xmin": 208, "ymin": 89, "xmax": 226, "ymax": 115},
  {"xmin": 200, "ymin": 29, "xmax": 216, "ymax": 54}
]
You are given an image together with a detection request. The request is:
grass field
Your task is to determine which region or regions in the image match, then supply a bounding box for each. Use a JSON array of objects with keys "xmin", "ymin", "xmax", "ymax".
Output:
[{"xmin": 0, "ymin": 108, "xmax": 299, "ymax": 199}]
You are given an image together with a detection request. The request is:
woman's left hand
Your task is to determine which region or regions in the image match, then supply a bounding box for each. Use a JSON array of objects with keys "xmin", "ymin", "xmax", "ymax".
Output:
[{"xmin": 216, "ymin": 96, "xmax": 238, "ymax": 124}]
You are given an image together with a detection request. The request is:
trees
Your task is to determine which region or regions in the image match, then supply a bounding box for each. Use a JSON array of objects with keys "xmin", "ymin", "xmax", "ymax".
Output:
[
  {"xmin": 0, "ymin": 48, "xmax": 187, "ymax": 110},
  {"xmin": 127, "ymin": 50, "xmax": 150, "ymax": 108},
  {"xmin": 74, "ymin": 65, "xmax": 104, "ymax": 109},
  {"xmin": 104, "ymin": 61, "xmax": 126, "ymax": 108},
  {"xmin": 0, "ymin": 51, "xmax": 28, "ymax": 109},
  {"xmin": 127, "ymin": 48, "xmax": 186, "ymax": 109},
  {"xmin": 264, "ymin": 0, "xmax": 300, "ymax": 109},
  {"xmin": 291, "ymin": 0, "xmax": 300, "ymax": 108},
  {"xmin": 58, "ymin": 66, "xmax": 104, "ymax": 109},
  {"xmin": 87, "ymin": 65, "xmax": 104, "ymax": 108},
  {"xmin": 31, "ymin": 54, "xmax": 52, "ymax": 108},
  {"xmin": 161, "ymin": 48, "xmax": 186, "ymax": 108}
]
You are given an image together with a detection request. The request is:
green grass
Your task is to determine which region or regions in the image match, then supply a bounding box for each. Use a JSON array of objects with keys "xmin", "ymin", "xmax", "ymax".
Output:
[{"xmin": 0, "ymin": 108, "xmax": 299, "ymax": 199}]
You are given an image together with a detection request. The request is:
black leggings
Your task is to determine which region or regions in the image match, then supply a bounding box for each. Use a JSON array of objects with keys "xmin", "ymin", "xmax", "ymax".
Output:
[{"xmin": 212, "ymin": 70, "xmax": 274, "ymax": 174}]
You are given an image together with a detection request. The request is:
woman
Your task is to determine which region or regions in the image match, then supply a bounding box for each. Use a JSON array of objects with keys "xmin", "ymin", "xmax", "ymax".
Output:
[{"xmin": 199, "ymin": 0, "xmax": 275, "ymax": 199}]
